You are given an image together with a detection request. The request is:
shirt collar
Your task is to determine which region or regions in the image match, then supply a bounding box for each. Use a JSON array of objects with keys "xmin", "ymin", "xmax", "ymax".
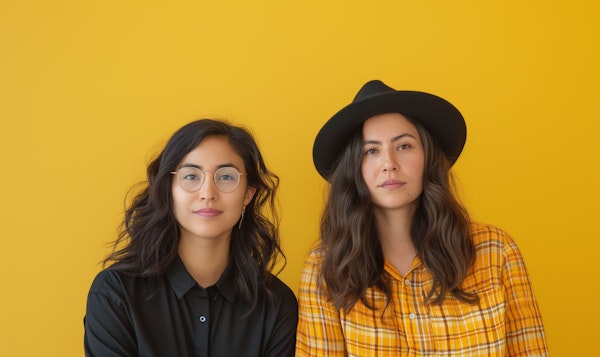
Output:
[
  {"xmin": 166, "ymin": 255, "xmax": 237, "ymax": 302},
  {"xmin": 214, "ymin": 263, "xmax": 236, "ymax": 302},
  {"xmin": 384, "ymin": 256, "xmax": 424, "ymax": 280}
]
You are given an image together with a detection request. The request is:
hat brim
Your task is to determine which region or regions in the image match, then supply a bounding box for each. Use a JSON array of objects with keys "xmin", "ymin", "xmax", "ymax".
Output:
[{"xmin": 313, "ymin": 90, "xmax": 466, "ymax": 179}]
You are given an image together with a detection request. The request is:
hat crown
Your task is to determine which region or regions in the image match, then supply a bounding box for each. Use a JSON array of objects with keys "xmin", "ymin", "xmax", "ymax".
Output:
[{"xmin": 353, "ymin": 80, "xmax": 396, "ymax": 102}]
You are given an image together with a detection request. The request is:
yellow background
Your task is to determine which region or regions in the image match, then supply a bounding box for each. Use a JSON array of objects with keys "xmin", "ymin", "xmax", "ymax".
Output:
[{"xmin": 1, "ymin": 1, "xmax": 598, "ymax": 355}]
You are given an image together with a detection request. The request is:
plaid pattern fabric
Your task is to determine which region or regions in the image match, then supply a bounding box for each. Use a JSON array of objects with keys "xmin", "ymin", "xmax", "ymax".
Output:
[{"xmin": 296, "ymin": 222, "xmax": 548, "ymax": 356}]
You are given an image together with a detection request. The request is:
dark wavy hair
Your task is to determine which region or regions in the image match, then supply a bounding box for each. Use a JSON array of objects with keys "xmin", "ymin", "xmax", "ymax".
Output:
[
  {"xmin": 104, "ymin": 119, "xmax": 284, "ymax": 308},
  {"xmin": 319, "ymin": 117, "xmax": 478, "ymax": 311}
]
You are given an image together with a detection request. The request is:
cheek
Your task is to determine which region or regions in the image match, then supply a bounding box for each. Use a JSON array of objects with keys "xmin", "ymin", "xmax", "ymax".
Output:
[
  {"xmin": 413, "ymin": 159, "xmax": 425, "ymax": 188},
  {"xmin": 417, "ymin": 152, "xmax": 425, "ymax": 176},
  {"xmin": 171, "ymin": 187, "xmax": 190, "ymax": 215},
  {"xmin": 361, "ymin": 159, "xmax": 375, "ymax": 181}
]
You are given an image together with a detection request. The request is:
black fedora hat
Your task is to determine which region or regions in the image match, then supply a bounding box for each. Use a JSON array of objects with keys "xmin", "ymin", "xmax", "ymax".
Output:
[{"xmin": 312, "ymin": 80, "xmax": 467, "ymax": 179}]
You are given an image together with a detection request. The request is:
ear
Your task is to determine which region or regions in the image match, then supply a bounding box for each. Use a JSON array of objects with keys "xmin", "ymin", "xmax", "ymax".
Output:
[{"xmin": 243, "ymin": 186, "xmax": 257, "ymax": 206}]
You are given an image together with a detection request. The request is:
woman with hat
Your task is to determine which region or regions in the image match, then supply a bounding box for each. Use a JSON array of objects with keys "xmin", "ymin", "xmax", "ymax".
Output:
[
  {"xmin": 296, "ymin": 80, "xmax": 548, "ymax": 356},
  {"xmin": 84, "ymin": 119, "xmax": 298, "ymax": 356}
]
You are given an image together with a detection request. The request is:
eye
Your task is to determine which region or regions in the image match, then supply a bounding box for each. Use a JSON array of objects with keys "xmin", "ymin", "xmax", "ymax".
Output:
[
  {"xmin": 364, "ymin": 148, "xmax": 378, "ymax": 156},
  {"xmin": 179, "ymin": 168, "xmax": 203, "ymax": 181},
  {"xmin": 183, "ymin": 173, "xmax": 201, "ymax": 181},
  {"xmin": 218, "ymin": 173, "xmax": 236, "ymax": 181},
  {"xmin": 215, "ymin": 167, "xmax": 240, "ymax": 182},
  {"xmin": 397, "ymin": 143, "xmax": 412, "ymax": 151}
]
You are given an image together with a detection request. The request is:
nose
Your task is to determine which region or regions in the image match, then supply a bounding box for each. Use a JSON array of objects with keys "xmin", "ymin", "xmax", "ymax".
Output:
[
  {"xmin": 198, "ymin": 175, "xmax": 217, "ymax": 201},
  {"xmin": 382, "ymin": 149, "xmax": 398, "ymax": 172}
]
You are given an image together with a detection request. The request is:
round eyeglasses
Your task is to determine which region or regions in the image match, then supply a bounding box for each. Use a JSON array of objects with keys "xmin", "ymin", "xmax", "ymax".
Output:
[{"xmin": 171, "ymin": 166, "xmax": 247, "ymax": 193}]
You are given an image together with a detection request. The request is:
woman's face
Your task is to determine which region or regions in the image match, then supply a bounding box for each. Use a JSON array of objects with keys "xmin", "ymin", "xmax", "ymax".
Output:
[
  {"xmin": 361, "ymin": 113, "xmax": 425, "ymax": 215},
  {"xmin": 172, "ymin": 135, "xmax": 256, "ymax": 243}
]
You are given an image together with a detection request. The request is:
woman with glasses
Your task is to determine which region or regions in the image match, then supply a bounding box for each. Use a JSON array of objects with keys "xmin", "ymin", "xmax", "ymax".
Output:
[
  {"xmin": 84, "ymin": 119, "xmax": 297, "ymax": 356},
  {"xmin": 296, "ymin": 80, "xmax": 547, "ymax": 356}
]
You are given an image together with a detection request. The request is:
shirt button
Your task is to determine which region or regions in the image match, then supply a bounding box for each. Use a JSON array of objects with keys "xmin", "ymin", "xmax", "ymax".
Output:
[
  {"xmin": 199, "ymin": 315, "xmax": 207, "ymax": 323},
  {"xmin": 404, "ymin": 279, "xmax": 411, "ymax": 285},
  {"xmin": 409, "ymin": 313, "xmax": 416, "ymax": 320}
]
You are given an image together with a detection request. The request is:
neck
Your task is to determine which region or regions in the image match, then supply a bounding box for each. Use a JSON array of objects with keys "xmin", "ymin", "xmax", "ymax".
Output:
[
  {"xmin": 374, "ymin": 206, "xmax": 417, "ymax": 276},
  {"xmin": 178, "ymin": 233, "xmax": 230, "ymax": 288}
]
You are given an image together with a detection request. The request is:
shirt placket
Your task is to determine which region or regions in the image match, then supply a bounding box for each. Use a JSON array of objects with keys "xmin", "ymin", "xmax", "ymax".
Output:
[
  {"xmin": 401, "ymin": 265, "xmax": 432, "ymax": 354},
  {"xmin": 191, "ymin": 287, "xmax": 210, "ymax": 357}
]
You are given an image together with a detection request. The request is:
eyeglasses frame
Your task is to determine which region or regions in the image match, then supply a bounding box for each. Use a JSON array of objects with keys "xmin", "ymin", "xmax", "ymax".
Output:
[{"xmin": 170, "ymin": 166, "xmax": 248, "ymax": 193}]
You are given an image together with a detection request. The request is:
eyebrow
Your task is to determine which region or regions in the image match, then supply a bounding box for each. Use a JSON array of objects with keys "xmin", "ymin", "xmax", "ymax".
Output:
[
  {"xmin": 179, "ymin": 163, "xmax": 240, "ymax": 170},
  {"xmin": 363, "ymin": 133, "xmax": 417, "ymax": 145}
]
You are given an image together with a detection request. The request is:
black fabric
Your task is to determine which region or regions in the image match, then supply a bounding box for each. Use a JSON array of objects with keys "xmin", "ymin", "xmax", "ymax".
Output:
[{"xmin": 84, "ymin": 257, "xmax": 298, "ymax": 356}]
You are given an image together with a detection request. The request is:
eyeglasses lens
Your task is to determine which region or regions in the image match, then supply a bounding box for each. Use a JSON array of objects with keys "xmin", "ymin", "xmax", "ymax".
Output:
[{"xmin": 177, "ymin": 167, "xmax": 241, "ymax": 193}]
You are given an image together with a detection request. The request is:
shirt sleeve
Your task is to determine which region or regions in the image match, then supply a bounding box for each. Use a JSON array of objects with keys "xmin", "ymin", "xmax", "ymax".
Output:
[
  {"xmin": 501, "ymin": 233, "xmax": 549, "ymax": 356},
  {"xmin": 83, "ymin": 271, "xmax": 138, "ymax": 357},
  {"xmin": 295, "ymin": 250, "xmax": 346, "ymax": 356},
  {"xmin": 263, "ymin": 281, "xmax": 299, "ymax": 357}
]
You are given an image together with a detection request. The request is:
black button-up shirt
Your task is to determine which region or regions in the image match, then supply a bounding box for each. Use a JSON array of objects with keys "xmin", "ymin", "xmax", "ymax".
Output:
[{"xmin": 84, "ymin": 257, "xmax": 298, "ymax": 356}]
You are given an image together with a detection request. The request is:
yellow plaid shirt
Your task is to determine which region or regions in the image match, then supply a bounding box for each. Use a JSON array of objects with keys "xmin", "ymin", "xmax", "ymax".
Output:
[{"xmin": 296, "ymin": 222, "xmax": 548, "ymax": 356}]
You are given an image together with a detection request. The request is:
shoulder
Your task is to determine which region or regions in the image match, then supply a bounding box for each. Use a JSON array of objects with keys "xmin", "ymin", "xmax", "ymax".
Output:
[
  {"xmin": 86, "ymin": 268, "xmax": 131, "ymax": 312},
  {"xmin": 469, "ymin": 221, "xmax": 517, "ymax": 249},
  {"xmin": 304, "ymin": 247, "xmax": 325, "ymax": 266},
  {"xmin": 265, "ymin": 273, "xmax": 297, "ymax": 306},
  {"xmin": 88, "ymin": 268, "xmax": 128, "ymax": 294},
  {"xmin": 88, "ymin": 267, "xmax": 153, "ymax": 304},
  {"xmin": 468, "ymin": 221, "xmax": 525, "ymax": 267},
  {"xmin": 297, "ymin": 248, "xmax": 325, "ymax": 282}
]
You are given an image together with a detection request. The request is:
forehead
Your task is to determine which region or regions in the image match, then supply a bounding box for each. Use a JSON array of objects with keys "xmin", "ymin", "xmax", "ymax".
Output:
[
  {"xmin": 179, "ymin": 136, "xmax": 244, "ymax": 168},
  {"xmin": 362, "ymin": 113, "xmax": 419, "ymax": 140}
]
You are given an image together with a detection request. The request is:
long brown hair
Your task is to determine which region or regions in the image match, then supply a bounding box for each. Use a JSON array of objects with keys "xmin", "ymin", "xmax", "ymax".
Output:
[{"xmin": 319, "ymin": 117, "xmax": 477, "ymax": 311}]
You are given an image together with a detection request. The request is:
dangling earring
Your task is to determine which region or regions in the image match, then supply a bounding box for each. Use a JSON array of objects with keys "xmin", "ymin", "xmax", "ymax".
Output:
[{"xmin": 238, "ymin": 206, "xmax": 246, "ymax": 229}]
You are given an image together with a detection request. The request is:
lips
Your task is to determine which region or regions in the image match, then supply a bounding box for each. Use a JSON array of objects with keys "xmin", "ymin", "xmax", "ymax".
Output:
[
  {"xmin": 193, "ymin": 208, "xmax": 223, "ymax": 217},
  {"xmin": 379, "ymin": 179, "xmax": 405, "ymax": 189}
]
